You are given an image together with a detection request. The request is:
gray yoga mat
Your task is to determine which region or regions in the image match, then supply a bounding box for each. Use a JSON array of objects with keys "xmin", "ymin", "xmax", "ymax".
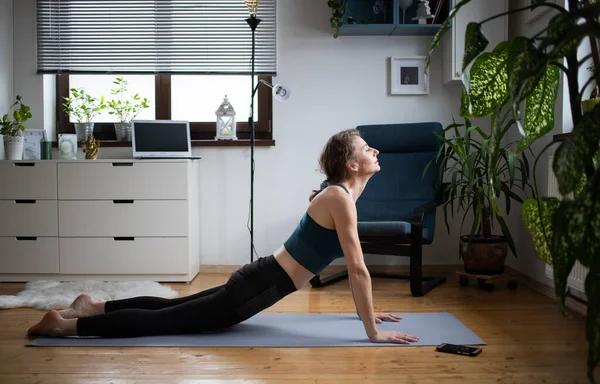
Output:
[{"xmin": 26, "ymin": 312, "xmax": 485, "ymax": 348}]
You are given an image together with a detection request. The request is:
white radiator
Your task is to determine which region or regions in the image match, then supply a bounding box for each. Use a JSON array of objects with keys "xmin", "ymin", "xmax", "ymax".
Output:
[{"xmin": 544, "ymin": 156, "xmax": 589, "ymax": 293}]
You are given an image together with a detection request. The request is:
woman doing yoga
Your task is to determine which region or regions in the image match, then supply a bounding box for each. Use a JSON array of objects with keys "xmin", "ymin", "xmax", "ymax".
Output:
[{"xmin": 28, "ymin": 128, "xmax": 419, "ymax": 345}]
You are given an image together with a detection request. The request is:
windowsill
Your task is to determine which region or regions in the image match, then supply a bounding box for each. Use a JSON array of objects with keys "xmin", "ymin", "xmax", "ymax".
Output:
[{"xmin": 52, "ymin": 139, "xmax": 276, "ymax": 148}]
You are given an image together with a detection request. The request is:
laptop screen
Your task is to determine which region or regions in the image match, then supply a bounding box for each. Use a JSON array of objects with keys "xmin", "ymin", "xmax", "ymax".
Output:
[{"xmin": 132, "ymin": 120, "xmax": 191, "ymax": 156}]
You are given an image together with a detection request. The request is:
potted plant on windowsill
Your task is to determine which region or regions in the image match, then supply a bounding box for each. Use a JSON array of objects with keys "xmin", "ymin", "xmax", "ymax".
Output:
[
  {"xmin": 0, "ymin": 95, "xmax": 32, "ymax": 160},
  {"xmin": 429, "ymin": 107, "xmax": 534, "ymax": 275},
  {"xmin": 107, "ymin": 76, "xmax": 150, "ymax": 142},
  {"xmin": 62, "ymin": 88, "xmax": 106, "ymax": 142}
]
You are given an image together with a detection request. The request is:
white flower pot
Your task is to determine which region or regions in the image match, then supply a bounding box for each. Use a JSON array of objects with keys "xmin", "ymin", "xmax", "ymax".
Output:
[{"xmin": 3, "ymin": 135, "xmax": 24, "ymax": 160}]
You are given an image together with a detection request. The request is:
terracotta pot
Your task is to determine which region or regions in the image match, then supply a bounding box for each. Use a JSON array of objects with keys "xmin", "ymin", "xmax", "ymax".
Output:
[{"xmin": 460, "ymin": 235, "xmax": 508, "ymax": 275}]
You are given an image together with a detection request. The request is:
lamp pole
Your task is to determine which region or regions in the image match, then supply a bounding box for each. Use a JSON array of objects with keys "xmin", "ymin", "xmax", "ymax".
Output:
[{"xmin": 246, "ymin": 13, "xmax": 261, "ymax": 263}]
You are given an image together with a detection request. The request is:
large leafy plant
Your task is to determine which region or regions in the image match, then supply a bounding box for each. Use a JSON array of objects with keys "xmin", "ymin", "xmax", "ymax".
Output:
[
  {"xmin": 426, "ymin": 0, "xmax": 600, "ymax": 381},
  {"xmin": 430, "ymin": 108, "xmax": 533, "ymax": 258}
]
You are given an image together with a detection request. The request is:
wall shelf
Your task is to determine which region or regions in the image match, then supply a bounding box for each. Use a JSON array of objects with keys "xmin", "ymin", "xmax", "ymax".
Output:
[{"xmin": 336, "ymin": 0, "xmax": 449, "ymax": 36}]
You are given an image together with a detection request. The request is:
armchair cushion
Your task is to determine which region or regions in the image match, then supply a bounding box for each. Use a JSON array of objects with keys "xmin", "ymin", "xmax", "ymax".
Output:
[
  {"xmin": 356, "ymin": 123, "xmax": 443, "ymax": 243},
  {"xmin": 358, "ymin": 221, "xmax": 433, "ymax": 241}
]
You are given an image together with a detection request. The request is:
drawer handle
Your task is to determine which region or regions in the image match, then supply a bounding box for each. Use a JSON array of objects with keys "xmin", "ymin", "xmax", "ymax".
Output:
[
  {"xmin": 114, "ymin": 237, "xmax": 135, "ymax": 241},
  {"xmin": 14, "ymin": 162, "xmax": 35, "ymax": 167},
  {"xmin": 113, "ymin": 200, "xmax": 134, "ymax": 204},
  {"xmin": 15, "ymin": 200, "xmax": 36, "ymax": 204},
  {"xmin": 112, "ymin": 162, "xmax": 133, "ymax": 167},
  {"xmin": 16, "ymin": 237, "xmax": 37, "ymax": 241}
]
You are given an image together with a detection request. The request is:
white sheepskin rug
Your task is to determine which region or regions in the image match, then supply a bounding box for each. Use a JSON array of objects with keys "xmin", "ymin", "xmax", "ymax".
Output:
[{"xmin": 0, "ymin": 280, "xmax": 179, "ymax": 310}]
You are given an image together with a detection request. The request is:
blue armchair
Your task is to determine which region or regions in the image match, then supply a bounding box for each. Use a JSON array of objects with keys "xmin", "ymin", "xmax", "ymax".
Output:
[{"xmin": 309, "ymin": 122, "xmax": 447, "ymax": 297}]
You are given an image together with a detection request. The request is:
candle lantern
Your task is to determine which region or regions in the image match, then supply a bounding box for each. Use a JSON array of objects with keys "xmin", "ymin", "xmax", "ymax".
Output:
[{"xmin": 215, "ymin": 95, "xmax": 237, "ymax": 140}]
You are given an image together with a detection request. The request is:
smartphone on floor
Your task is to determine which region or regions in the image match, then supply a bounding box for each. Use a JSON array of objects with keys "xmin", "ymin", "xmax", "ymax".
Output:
[{"xmin": 436, "ymin": 343, "xmax": 482, "ymax": 357}]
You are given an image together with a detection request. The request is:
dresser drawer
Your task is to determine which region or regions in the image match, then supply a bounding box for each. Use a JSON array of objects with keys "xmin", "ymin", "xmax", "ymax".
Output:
[
  {"xmin": 58, "ymin": 200, "xmax": 188, "ymax": 237},
  {"xmin": 0, "ymin": 162, "xmax": 57, "ymax": 199},
  {"xmin": 57, "ymin": 162, "xmax": 188, "ymax": 200},
  {"xmin": 0, "ymin": 237, "xmax": 59, "ymax": 273},
  {"xmin": 59, "ymin": 238, "xmax": 189, "ymax": 274},
  {"xmin": 0, "ymin": 200, "xmax": 58, "ymax": 236}
]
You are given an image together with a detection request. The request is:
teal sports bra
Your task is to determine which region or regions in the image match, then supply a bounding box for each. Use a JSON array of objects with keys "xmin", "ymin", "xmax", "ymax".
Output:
[{"xmin": 283, "ymin": 184, "xmax": 349, "ymax": 275}]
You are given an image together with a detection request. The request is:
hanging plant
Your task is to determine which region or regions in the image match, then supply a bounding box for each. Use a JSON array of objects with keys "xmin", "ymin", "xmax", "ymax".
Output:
[{"xmin": 327, "ymin": 0, "xmax": 348, "ymax": 38}]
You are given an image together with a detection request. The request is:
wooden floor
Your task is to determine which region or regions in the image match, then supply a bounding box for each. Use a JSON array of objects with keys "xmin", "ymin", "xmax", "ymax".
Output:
[{"xmin": 0, "ymin": 265, "xmax": 594, "ymax": 384}]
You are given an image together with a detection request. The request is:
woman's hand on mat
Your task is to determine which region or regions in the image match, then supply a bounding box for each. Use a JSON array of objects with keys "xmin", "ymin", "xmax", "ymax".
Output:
[
  {"xmin": 369, "ymin": 330, "xmax": 419, "ymax": 344},
  {"xmin": 374, "ymin": 313, "xmax": 401, "ymax": 323}
]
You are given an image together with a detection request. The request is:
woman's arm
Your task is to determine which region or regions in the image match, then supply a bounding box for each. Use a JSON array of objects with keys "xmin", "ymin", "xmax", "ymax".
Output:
[
  {"xmin": 330, "ymin": 193, "xmax": 419, "ymax": 344},
  {"xmin": 329, "ymin": 193, "xmax": 377, "ymax": 338},
  {"xmin": 348, "ymin": 277, "xmax": 361, "ymax": 319}
]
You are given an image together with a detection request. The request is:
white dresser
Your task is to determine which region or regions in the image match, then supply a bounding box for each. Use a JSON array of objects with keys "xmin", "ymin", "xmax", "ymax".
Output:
[{"xmin": 0, "ymin": 159, "xmax": 200, "ymax": 282}]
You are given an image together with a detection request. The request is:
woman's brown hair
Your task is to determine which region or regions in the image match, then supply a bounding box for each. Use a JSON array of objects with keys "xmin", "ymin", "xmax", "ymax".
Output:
[{"xmin": 309, "ymin": 128, "xmax": 361, "ymax": 201}]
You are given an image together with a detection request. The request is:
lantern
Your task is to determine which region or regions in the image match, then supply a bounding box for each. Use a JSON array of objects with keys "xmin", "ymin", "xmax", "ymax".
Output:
[{"xmin": 215, "ymin": 95, "xmax": 237, "ymax": 140}]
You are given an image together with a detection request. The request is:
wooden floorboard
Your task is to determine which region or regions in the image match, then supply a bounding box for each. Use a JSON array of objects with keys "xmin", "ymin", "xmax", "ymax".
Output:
[{"xmin": 0, "ymin": 265, "xmax": 595, "ymax": 384}]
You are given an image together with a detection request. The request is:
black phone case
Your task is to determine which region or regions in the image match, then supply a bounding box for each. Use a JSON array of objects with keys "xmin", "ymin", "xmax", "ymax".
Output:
[{"xmin": 436, "ymin": 343, "xmax": 482, "ymax": 357}]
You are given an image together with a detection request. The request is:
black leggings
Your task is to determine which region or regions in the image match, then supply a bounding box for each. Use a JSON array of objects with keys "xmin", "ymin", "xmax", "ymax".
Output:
[{"xmin": 76, "ymin": 255, "xmax": 297, "ymax": 337}]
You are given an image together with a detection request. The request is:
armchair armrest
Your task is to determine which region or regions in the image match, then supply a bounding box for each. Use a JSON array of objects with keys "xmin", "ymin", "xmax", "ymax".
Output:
[{"xmin": 410, "ymin": 182, "xmax": 449, "ymax": 241}]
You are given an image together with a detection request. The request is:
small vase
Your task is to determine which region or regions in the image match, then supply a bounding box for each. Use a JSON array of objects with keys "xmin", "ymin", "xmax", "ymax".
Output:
[
  {"xmin": 74, "ymin": 122, "xmax": 95, "ymax": 142},
  {"xmin": 114, "ymin": 122, "xmax": 132, "ymax": 142},
  {"xmin": 3, "ymin": 135, "xmax": 24, "ymax": 160}
]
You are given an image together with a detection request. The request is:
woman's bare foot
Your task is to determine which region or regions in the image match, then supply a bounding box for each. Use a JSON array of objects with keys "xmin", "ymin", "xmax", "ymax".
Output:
[
  {"xmin": 57, "ymin": 294, "xmax": 103, "ymax": 319},
  {"xmin": 27, "ymin": 310, "xmax": 77, "ymax": 337}
]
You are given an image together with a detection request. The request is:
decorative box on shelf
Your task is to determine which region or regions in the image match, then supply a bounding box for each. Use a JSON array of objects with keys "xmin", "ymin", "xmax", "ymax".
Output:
[{"xmin": 336, "ymin": 0, "xmax": 450, "ymax": 36}]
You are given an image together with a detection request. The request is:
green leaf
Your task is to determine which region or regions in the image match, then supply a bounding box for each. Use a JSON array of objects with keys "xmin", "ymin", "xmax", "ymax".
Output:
[
  {"xmin": 553, "ymin": 103, "xmax": 600, "ymax": 195},
  {"xmin": 507, "ymin": 37, "xmax": 542, "ymax": 105},
  {"xmin": 522, "ymin": 197, "xmax": 561, "ymax": 265},
  {"xmin": 544, "ymin": 12, "xmax": 583, "ymax": 58},
  {"xmin": 426, "ymin": 0, "xmax": 474, "ymax": 74},
  {"xmin": 516, "ymin": 63, "xmax": 560, "ymax": 154},
  {"xmin": 462, "ymin": 22, "xmax": 489, "ymax": 73},
  {"xmin": 460, "ymin": 41, "xmax": 511, "ymax": 118},
  {"xmin": 496, "ymin": 214, "xmax": 517, "ymax": 257},
  {"xmin": 550, "ymin": 200, "xmax": 578, "ymax": 314}
]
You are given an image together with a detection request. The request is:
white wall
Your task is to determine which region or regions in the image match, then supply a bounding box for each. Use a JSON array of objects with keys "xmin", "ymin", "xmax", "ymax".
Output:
[
  {"xmin": 0, "ymin": 0, "xmax": 13, "ymax": 160},
  {"xmin": 13, "ymin": 0, "xmax": 471, "ymax": 267},
  {"xmin": 13, "ymin": 0, "xmax": 53, "ymax": 138}
]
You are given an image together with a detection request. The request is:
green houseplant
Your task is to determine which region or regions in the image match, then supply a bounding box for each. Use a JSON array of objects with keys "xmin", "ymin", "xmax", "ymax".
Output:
[
  {"xmin": 429, "ymin": 108, "xmax": 533, "ymax": 276},
  {"xmin": 327, "ymin": 0, "xmax": 349, "ymax": 38},
  {"xmin": 426, "ymin": 0, "xmax": 600, "ymax": 381},
  {"xmin": 62, "ymin": 87, "xmax": 106, "ymax": 142},
  {"xmin": 0, "ymin": 95, "xmax": 32, "ymax": 160},
  {"xmin": 106, "ymin": 76, "xmax": 150, "ymax": 142}
]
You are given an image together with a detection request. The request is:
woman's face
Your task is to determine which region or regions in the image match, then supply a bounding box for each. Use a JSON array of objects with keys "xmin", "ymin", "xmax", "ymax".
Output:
[{"xmin": 351, "ymin": 136, "xmax": 380, "ymax": 175}]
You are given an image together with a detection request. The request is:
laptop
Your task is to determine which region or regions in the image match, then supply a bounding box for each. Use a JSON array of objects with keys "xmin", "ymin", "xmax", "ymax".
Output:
[{"xmin": 132, "ymin": 120, "xmax": 202, "ymax": 160}]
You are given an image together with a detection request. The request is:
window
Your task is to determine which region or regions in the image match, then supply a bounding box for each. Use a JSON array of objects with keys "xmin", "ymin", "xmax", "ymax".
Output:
[
  {"xmin": 39, "ymin": 0, "xmax": 277, "ymax": 144},
  {"xmin": 56, "ymin": 74, "xmax": 273, "ymax": 143}
]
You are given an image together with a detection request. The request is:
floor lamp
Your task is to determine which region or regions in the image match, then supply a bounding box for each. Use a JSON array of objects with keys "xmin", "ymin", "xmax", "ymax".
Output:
[{"xmin": 245, "ymin": 0, "xmax": 291, "ymax": 263}]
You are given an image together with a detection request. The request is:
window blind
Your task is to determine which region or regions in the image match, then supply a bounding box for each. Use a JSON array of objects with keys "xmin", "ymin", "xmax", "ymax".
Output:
[{"xmin": 36, "ymin": 0, "xmax": 276, "ymax": 75}]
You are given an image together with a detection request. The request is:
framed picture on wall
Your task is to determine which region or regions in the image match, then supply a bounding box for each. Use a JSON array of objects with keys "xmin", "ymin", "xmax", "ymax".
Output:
[
  {"xmin": 390, "ymin": 56, "xmax": 429, "ymax": 95},
  {"xmin": 526, "ymin": 0, "xmax": 558, "ymax": 24}
]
